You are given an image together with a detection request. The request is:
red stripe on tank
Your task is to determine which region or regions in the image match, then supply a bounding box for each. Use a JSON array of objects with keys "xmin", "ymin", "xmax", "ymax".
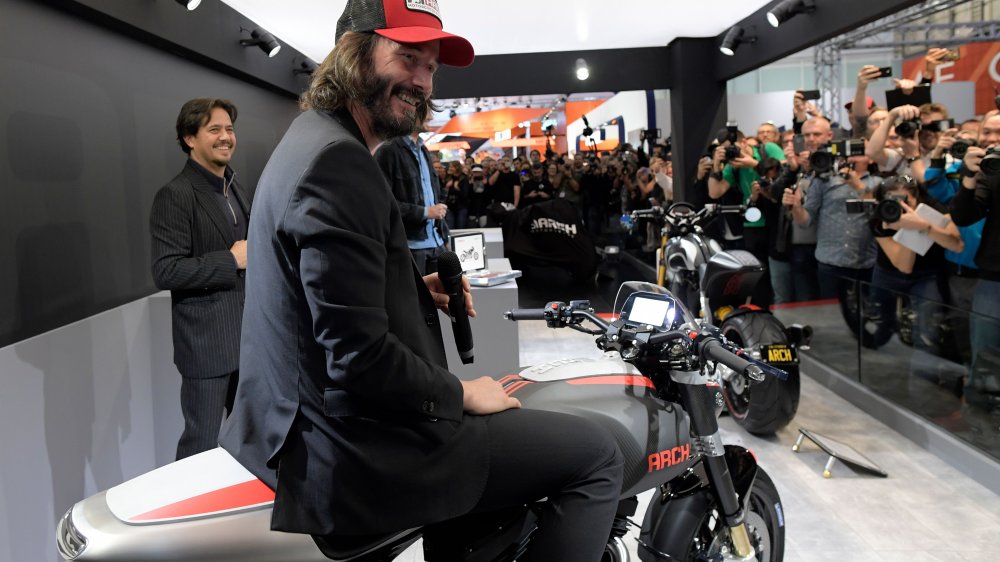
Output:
[
  {"xmin": 129, "ymin": 479, "xmax": 275, "ymax": 522},
  {"xmin": 505, "ymin": 381, "xmax": 533, "ymax": 395},
  {"xmin": 566, "ymin": 375, "xmax": 654, "ymax": 388}
]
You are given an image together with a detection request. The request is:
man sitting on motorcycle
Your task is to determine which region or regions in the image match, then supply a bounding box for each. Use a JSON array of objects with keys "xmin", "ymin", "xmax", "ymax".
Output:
[{"xmin": 219, "ymin": 1, "xmax": 624, "ymax": 560}]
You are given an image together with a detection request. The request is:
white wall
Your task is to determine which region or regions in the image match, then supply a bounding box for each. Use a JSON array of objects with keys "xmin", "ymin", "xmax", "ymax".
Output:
[
  {"xmin": 0, "ymin": 293, "xmax": 182, "ymax": 562},
  {"xmin": 567, "ymin": 89, "xmax": 672, "ymax": 155},
  {"xmin": 726, "ymin": 81, "xmax": 977, "ymax": 135}
]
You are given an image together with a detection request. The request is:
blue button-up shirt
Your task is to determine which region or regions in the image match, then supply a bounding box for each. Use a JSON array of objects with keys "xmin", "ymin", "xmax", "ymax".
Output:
[
  {"xmin": 403, "ymin": 136, "xmax": 444, "ymax": 250},
  {"xmin": 803, "ymin": 173, "xmax": 879, "ymax": 269}
]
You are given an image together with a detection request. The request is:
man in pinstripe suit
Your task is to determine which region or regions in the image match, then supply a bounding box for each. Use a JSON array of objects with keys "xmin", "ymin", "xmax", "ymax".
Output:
[{"xmin": 150, "ymin": 98, "xmax": 251, "ymax": 460}]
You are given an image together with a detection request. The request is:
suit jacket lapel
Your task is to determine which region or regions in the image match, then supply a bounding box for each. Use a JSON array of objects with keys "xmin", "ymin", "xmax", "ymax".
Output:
[{"xmin": 184, "ymin": 162, "xmax": 237, "ymax": 246}]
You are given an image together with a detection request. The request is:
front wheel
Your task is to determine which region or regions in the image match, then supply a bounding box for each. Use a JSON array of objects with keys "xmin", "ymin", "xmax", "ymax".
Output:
[
  {"xmin": 689, "ymin": 469, "xmax": 785, "ymax": 562},
  {"xmin": 720, "ymin": 312, "xmax": 800, "ymax": 435},
  {"xmin": 638, "ymin": 467, "xmax": 785, "ymax": 562}
]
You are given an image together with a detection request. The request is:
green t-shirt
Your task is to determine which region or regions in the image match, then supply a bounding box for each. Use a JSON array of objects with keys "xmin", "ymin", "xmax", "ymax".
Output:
[{"xmin": 721, "ymin": 142, "xmax": 785, "ymax": 227}]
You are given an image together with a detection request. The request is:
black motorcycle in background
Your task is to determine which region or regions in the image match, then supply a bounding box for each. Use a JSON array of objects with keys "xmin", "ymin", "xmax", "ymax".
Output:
[{"xmin": 628, "ymin": 203, "xmax": 811, "ymax": 435}]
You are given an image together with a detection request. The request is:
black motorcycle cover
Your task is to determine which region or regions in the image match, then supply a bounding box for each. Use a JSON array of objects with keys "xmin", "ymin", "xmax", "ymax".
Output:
[{"xmin": 501, "ymin": 199, "xmax": 597, "ymax": 279}]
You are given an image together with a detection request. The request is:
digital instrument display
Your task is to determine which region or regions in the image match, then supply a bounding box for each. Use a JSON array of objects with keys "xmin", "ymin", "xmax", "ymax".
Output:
[{"xmin": 627, "ymin": 297, "xmax": 672, "ymax": 327}]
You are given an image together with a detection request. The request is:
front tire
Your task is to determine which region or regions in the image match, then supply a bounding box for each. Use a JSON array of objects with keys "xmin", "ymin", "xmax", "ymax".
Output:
[
  {"xmin": 638, "ymin": 467, "xmax": 785, "ymax": 562},
  {"xmin": 689, "ymin": 469, "xmax": 785, "ymax": 562},
  {"xmin": 720, "ymin": 312, "xmax": 800, "ymax": 434}
]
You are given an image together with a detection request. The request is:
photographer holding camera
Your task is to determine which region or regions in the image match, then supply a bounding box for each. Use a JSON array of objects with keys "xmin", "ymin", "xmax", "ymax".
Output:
[
  {"xmin": 708, "ymin": 125, "xmax": 784, "ymax": 305},
  {"xmin": 488, "ymin": 154, "xmax": 521, "ymax": 210},
  {"xmin": 519, "ymin": 162, "xmax": 555, "ymax": 208},
  {"xmin": 866, "ymin": 104, "xmax": 925, "ymax": 180},
  {"xmin": 792, "ymin": 90, "xmax": 823, "ymax": 133},
  {"xmin": 780, "ymin": 117, "xmax": 877, "ymax": 303},
  {"xmin": 920, "ymin": 127, "xmax": 982, "ymax": 366},
  {"xmin": 867, "ymin": 175, "xmax": 962, "ymax": 360},
  {"xmin": 707, "ymin": 126, "xmax": 784, "ymax": 249},
  {"xmin": 950, "ymin": 113, "xmax": 1000, "ymax": 403}
]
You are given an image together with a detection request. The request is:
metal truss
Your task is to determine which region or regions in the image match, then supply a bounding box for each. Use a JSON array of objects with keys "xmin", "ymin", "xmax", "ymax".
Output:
[{"xmin": 811, "ymin": 0, "xmax": 984, "ymax": 118}]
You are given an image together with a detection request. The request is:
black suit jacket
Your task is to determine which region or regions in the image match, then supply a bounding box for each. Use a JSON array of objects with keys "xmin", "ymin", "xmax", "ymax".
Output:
[
  {"xmin": 219, "ymin": 110, "xmax": 488, "ymax": 536},
  {"xmin": 150, "ymin": 160, "xmax": 251, "ymax": 378},
  {"xmin": 374, "ymin": 137, "xmax": 449, "ymax": 244}
]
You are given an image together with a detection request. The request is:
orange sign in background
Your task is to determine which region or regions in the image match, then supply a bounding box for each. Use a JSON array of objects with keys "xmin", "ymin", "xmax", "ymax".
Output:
[{"xmin": 902, "ymin": 42, "xmax": 1000, "ymax": 115}]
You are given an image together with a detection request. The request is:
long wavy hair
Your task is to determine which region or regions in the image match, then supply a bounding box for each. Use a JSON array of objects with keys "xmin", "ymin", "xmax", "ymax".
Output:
[
  {"xmin": 300, "ymin": 31, "xmax": 377, "ymax": 113},
  {"xmin": 300, "ymin": 32, "xmax": 438, "ymax": 126}
]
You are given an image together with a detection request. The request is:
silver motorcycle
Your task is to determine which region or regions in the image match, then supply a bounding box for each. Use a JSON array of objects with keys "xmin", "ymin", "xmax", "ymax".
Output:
[{"xmin": 58, "ymin": 282, "xmax": 786, "ymax": 561}]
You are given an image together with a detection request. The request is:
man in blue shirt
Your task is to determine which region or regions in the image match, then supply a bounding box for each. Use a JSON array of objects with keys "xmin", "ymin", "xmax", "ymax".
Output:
[{"xmin": 376, "ymin": 117, "xmax": 449, "ymax": 274}]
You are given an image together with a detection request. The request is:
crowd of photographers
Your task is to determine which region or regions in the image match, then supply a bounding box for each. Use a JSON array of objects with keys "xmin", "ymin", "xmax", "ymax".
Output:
[
  {"xmin": 429, "ymin": 142, "xmax": 672, "ymax": 240},
  {"xmin": 429, "ymin": 47, "xmax": 998, "ymax": 408},
  {"xmin": 695, "ymin": 47, "xmax": 998, "ymax": 407}
]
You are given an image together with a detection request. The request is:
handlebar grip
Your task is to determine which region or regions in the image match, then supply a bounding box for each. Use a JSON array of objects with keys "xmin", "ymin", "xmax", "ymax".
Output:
[
  {"xmin": 702, "ymin": 339, "xmax": 751, "ymax": 372},
  {"xmin": 505, "ymin": 308, "xmax": 547, "ymax": 321},
  {"xmin": 701, "ymin": 340, "xmax": 766, "ymax": 382}
]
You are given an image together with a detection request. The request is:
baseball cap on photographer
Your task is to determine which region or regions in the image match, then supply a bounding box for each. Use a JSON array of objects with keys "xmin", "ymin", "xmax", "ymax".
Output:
[
  {"xmin": 470, "ymin": 164, "xmax": 483, "ymax": 172},
  {"xmin": 336, "ymin": 0, "xmax": 474, "ymax": 67},
  {"xmin": 844, "ymin": 96, "xmax": 874, "ymax": 111}
]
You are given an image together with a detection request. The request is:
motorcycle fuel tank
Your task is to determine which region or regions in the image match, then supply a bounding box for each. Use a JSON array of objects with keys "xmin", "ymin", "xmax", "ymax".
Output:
[{"xmin": 510, "ymin": 356, "xmax": 694, "ymax": 497}]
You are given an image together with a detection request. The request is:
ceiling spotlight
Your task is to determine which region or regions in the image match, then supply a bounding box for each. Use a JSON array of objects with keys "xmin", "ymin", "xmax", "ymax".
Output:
[
  {"xmin": 175, "ymin": 0, "xmax": 201, "ymax": 10},
  {"xmin": 575, "ymin": 58, "xmax": 590, "ymax": 81},
  {"xmin": 719, "ymin": 26, "xmax": 756, "ymax": 56},
  {"xmin": 240, "ymin": 28, "xmax": 282, "ymax": 58},
  {"xmin": 766, "ymin": 0, "xmax": 816, "ymax": 28}
]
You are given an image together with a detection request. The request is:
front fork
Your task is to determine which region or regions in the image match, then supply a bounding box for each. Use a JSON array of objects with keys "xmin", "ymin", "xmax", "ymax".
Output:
[
  {"xmin": 656, "ymin": 230, "xmax": 668, "ymax": 287},
  {"xmin": 679, "ymin": 384, "xmax": 756, "ymax": 560}
]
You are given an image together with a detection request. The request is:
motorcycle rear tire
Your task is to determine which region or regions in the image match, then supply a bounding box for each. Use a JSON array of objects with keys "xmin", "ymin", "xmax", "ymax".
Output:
[{"xmin": 720, "ymin": 312, "xmax": 800, "ymax": 435}]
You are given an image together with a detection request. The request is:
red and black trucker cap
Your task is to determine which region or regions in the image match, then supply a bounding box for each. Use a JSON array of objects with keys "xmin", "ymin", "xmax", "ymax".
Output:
[{"xmin": 336, "ymin": 0, "xmax": 474, "ymax": 67}]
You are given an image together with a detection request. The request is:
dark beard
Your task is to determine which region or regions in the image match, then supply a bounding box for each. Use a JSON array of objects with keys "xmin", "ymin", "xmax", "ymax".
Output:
[{"xmin": 361, "ymin": 73, "xmax": 428, "ymax": 140}]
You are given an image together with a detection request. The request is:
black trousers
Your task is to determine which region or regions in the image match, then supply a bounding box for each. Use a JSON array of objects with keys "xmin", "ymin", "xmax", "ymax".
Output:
[
  {"xmin": 427, "ymin": 408, "xmax": 624, "ymax": 562},
  {"xmin": 176, "ymin": 370, "xmax": 239, "ymax": 460},
  {"xmin": 411, "ymin": 244, "xmax": 445, "ymax": 276}
]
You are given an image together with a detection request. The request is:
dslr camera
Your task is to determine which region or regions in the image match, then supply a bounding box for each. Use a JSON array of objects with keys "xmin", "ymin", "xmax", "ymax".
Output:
[
  {"xmin": 723, "ymin": 145, "xmax": 742, "ymax": 162},
  {"xmin": 810, "ymin": 139, "xmax": 865, "ymax": 174},
  {"xmin": 949, "ymin": 138, "xmax": 973, "ymax": 159},
  {"xmin": 981, "ymin": 146, "xmax": 1000, "ymax": 176},
  {"xmin": 845, "ymin": 194, "xmax": 906, "ymax": 223},
  {"xmin": 895, "ymin": 119, "xmax": 921, "ymax": 139}
]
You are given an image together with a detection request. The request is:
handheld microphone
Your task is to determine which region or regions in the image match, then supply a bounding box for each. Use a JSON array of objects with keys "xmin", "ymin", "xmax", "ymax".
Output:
[{"xmin": 436, "ymin": 252, "xmax": 474, "ymax": 364}]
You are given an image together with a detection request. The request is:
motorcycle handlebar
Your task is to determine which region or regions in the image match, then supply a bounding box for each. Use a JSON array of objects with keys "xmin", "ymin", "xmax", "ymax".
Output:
[
  {"xmin": 700, "ymin": 338, "xmax": 788, "ymax": 382},
  {"xmin": 700, "ymin": 339, "xmax": 765, "ymax": 383},
  {"xmin": 505, "ymin": 308, "xmax": 547, "ymax": 321}
]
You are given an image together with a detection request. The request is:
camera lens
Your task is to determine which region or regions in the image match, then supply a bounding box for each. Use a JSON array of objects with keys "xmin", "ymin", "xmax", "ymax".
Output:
[
  {"xmin": 876, "ymin": 199, "xmax": 902, "ymax": 223},
  {"xmin": 895, "ymin": 120, "xmax": 920, "ymax": 138},
  {"xmin": 949, "ymin": 139, "xmax": 972, "ymax": 159},
  {"xmin": 981, "ymin": 148, "xmax": 1000, "ymax": 176},
  {"xmin": 810, "ymin": 151, "xmax": 835, "ymax": 174},
  {"xmin": 724, "ymin": 146, "xmax": 741, "ymax": 162}
]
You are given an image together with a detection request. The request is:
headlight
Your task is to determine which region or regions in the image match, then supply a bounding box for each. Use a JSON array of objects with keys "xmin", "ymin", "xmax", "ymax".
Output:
[{"xmin": 56, "ymin": 507, "xmax": 87, "ymax": 560}]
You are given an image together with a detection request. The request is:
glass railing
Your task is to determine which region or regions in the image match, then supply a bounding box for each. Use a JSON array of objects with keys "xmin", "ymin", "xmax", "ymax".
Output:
[{"xmin": 773, "ymin": 276, "xmax": 1000, "ymax": 464}]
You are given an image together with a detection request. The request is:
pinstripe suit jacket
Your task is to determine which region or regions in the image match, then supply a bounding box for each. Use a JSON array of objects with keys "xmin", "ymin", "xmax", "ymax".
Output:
[{"xmin": 150, "ymin": 160, "xmax": 252, "ymax": 378}]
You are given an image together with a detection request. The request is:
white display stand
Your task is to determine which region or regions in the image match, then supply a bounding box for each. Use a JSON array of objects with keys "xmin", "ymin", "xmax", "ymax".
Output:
[{"xmin": 439, "ymin": 257, "xmax": 520, "ymax": 380}]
